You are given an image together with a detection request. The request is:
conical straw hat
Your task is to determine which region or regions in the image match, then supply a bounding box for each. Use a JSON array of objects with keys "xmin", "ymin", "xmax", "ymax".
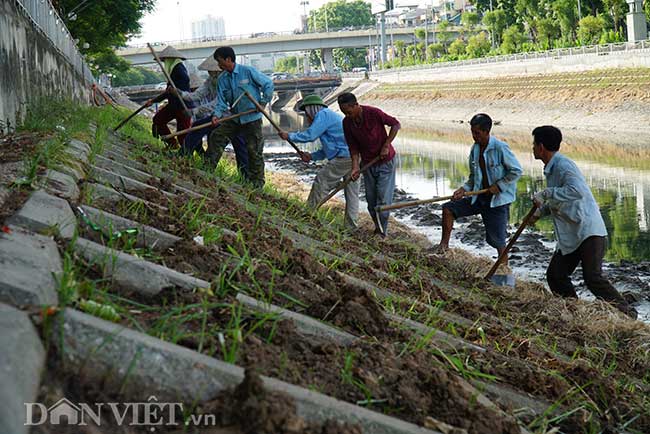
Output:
[
  {"xmin": 156, "ymin": 45, "xmax": 186, "ymax": 60},
  {"xmin": 198, "ymin": 56, "xmax": 221, "ymax": 71}
]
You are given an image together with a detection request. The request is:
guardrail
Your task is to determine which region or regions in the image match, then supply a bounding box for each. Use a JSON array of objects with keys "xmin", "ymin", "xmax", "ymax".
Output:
[
  {"xmin": 13, "ymin": 0, "xmax": 94, "ymax": 82},
  {"xmin": 373, "ymin": 39, "xmax": 650, "ymax": 75},
  {"xmin": 125, "ymin": 23, "xmax": 443, "ymax": 49}
]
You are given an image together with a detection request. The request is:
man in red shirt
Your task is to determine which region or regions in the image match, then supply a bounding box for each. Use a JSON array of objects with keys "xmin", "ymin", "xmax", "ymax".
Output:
[{"xmin": 338, "ymin": 92, "xmax": 400, "ymax": 236}]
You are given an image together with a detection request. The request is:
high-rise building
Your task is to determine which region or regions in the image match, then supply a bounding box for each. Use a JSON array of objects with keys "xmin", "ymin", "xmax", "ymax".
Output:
[{"xmin": 191, "ymin": 15, "xmax": 225, "ymax": 40}]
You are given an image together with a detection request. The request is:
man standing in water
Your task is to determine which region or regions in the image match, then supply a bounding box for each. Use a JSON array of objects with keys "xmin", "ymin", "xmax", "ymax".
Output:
[
  {"xmin": 530, "ymin": 125, "xmax": 637, "ymax": 319},
  {"xmin": 436, "ymin": 113, "xmax": 522, "ymax": 262},
  {"xmin": 279, "ymin": 94, "xmax": 360, "ymax": 231},
  {"xmin": 337, "ymin": 92, "xmax": 400, "ymax": 236}
]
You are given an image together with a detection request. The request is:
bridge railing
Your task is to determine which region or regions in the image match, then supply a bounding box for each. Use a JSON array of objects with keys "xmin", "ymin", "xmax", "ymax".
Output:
[
  {"xmin": 125, "ymin": 23, "xmax": 427, "ymax": 49},
  {"xmin": 372, "ymin": 39, "xmax": 650, "ymax": 75},
  {"xmin": 13, "ymin": 0, "xmax": 94, "ymax": 82}
]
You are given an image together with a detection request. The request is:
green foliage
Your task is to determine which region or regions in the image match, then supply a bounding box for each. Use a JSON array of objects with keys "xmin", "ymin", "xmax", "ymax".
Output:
[
  {"xmin": 534, "ymin": 17, "xmax": 561, "ymax": 50},
  {"xmin": 275, "ymin": 56, "xmax": 301, "ymax": 73},
  {"xmin": 112, "ymin": 66, "xmax": 165, "ymax": 87},
  {"xmin": 577, "ymin": 15, "xmax": 606, "ymax": 45},
  {"xmin": 482, "ymin": 9, "xmax": 507, "ymax": 46},
  {"xmin": 448, "ymin": 38, "xmax": 468, "ymax": 57},
  {"xmin": 427, "ymin": 43, "xmax": 446, "ymax": 59},
  {"xmin": 414, "ymin": 28, "xmax": 427, "ymax": 41},
  {"xmin": 308, "ymin": 0, "xmax": 373, "ymax": 31},
  {"xmin": 466, "ymin": 32, "xmax": 492, "ymax": 57},
  {"xmin": 500, "ymin": 25, "xmax": 527, "ymax": 53},
  {"xmin": 461, "ymin": 11, "xmax": 480, "ymax": 30},
  {"xmin": 56, "ymin": 0, "xmax": 155, "ymax": 75}
]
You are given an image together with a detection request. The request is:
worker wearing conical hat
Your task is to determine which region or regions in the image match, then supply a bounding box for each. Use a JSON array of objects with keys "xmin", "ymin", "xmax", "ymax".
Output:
[
  {"xmin": 178, "ymin": 56, "xmax": 249, "ymax": 177},
  {"xmin": 279, "ymin": 94, "xmax": 360, "ymax": 230},
  {"xmin": 145, "ymin": 45, "xmax": 192, "ymax": 148}
]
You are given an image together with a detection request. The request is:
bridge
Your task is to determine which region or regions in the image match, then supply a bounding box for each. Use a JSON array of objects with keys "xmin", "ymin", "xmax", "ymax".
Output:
[{"xmin": 116, "ymin": 26, "xmax": 462, "ymax": 70}]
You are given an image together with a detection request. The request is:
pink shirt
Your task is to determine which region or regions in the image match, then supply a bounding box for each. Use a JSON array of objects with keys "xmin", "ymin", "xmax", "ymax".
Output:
[{"xmin": 342, "ymin": 105, "xmax": 400, "ymax": 165}]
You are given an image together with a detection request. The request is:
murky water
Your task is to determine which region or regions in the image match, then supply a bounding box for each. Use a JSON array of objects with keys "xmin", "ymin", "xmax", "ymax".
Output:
[{"xmin": 263, "ymin": 112, "xmax": 650, "ymax": 321}]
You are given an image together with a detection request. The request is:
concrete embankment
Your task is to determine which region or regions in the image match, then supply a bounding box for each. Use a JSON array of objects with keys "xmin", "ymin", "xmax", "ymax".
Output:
[{"xmin": 0, "ymin": 1, "xmax": 91, "ymax": 132}]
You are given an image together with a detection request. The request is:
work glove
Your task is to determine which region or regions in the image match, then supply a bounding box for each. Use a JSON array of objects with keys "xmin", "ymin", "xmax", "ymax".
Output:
[{"xmin": 533, "ymin": 190, "xmax": 549, "ymax": 208}]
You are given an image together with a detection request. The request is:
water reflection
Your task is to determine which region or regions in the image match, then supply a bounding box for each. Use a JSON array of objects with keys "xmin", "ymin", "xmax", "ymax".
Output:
[{"xmin": 396, "ymin": 136, "xmax": 650, "ymax": 262}]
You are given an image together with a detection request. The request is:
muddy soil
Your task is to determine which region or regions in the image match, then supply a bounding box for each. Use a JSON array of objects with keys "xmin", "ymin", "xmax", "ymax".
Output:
[{"xmin": 265, "ymin": 150, "xmax": 650, "ymax": 310}]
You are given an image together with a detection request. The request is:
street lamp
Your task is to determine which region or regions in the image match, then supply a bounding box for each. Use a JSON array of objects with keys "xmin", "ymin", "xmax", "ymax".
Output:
[{"xmin": 300, "ymin": 0, "xmax": 309, "ymax": 32}]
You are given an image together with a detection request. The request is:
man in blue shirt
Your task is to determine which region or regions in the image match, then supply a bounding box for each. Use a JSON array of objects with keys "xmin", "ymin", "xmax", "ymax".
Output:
[
  {"xmin": 437, "ymin": 114, "xmax": 522, "ymax": 262},
  {"xmin": 279, "ymin": 95, "xmax": 359, "ymax": 230},
  {"xmin": 530, "ymin": 125, "xmax": 637, "ymax": 319},
  {"xmin": 208, "ymin": 46, "xmax": 274, "ymax": 187}
]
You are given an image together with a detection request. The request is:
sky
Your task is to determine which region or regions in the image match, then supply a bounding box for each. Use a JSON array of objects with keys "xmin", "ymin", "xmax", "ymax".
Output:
[{"xmin": 128, "ymin": 0, "xmax": 335, "ymax": 45}]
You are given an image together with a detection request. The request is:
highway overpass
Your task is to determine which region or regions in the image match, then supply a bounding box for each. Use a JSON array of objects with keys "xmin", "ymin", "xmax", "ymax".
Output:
[{"xmin": 116, "ymin": 26, "xmax": 462, "ymax": 67}]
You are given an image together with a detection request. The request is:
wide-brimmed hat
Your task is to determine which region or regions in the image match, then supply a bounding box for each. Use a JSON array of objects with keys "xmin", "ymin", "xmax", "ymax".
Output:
[
  {"xmin": 198, "ymin": 56, "xmax": 221, "ymax": 72},
  {"xmin": 157, "ymin": 45, "xmax": 186, "ymax": 60},
  {"xmin": 299, "ymin": 94, "xmax": 327, "ymax": 110}
]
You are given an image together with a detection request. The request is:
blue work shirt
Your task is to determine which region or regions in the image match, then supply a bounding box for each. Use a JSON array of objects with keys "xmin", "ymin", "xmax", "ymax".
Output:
[
  {"xmin": 462, "ymin": 136, "xmax": 522, "ymax": 208},
  {"xmin": 212, "ymin": 63, "xmax": 274, "ymax": 124},
  {"xmin": 539, "ymin": 152, "xmax": 607, "ymax": 255},
  {"xmin": 288, "ymin": 108, "xmax": 350, "ymax": 161}
]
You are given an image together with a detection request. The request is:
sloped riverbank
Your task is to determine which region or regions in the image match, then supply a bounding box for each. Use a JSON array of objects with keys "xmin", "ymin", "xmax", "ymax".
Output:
[{"xmin": 1, "ymin": 101, "xmax": 649, "ymax": 434}]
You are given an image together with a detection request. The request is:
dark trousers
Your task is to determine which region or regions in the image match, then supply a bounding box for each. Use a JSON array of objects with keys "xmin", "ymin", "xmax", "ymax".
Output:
[
  {"xmin": 547, "ymin": 236, "xmax": 629, "ymax": 310},
  {"xmin": 152, "ymin": 105, "xmax": 192, "ymax": 146},
  {"xmin": 182, "ymin": 116, "xmax": 249, "ymax": 177},
  {"xmin": 207, "ymin": 118, "xmax": 264, "ymax": 187}
]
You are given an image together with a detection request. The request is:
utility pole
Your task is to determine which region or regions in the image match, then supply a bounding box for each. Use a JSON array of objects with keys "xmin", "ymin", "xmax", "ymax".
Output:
[
  {"xmin": 380, "ymin": 12, "xmax": 387, "ymax": 65},
  {"xmin": 424, "ymin": 5, "xmax": 429, "ymax": 60}
]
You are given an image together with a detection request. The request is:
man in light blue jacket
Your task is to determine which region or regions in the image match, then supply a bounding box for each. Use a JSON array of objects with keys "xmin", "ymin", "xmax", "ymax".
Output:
[
  {"xmin": 437, "ymin": 113, "xmax": 522, "ymax": 261},
  {"xmin": 279, "ymin": 95, "xmax": 359, "ymax": 230},
  {"xmin": 208, "ymin": 46, "xmax": 274, "ymax": 187},
  {"xmin": 530, "ymin": 125, "xmax": 637, "ymax": 319}
]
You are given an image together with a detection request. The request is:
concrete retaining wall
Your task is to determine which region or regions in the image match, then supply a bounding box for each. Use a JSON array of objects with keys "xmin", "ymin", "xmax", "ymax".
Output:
[{"xmin": 0, "ymin": 0, "xmax": 91, "ymax": 132}]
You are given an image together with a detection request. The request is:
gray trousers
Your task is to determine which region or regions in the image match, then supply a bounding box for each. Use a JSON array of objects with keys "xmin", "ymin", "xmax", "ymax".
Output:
[
  {"xmin": 363, "ymin": 157, "xmax": 396, "ymax": 235},
  {"xmin": 207, "ymin": 118, "xmax": 265, "ymax": 187},
  {"xmin": 307, "ymin": 157, "xmax": 359, "ymax": 230}
]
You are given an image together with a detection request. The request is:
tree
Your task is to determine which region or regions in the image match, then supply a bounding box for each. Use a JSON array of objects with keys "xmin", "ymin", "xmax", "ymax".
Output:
[
  {"xmin": 461, "ymin": 12, "xmax": 480, "ymax": 31},
  {"xmin": 56, "ymin": 0, "xmax": 155, "ymax": 75},
  {"xmin": 577, "ymin": 15, "xmax": 605, "ymax": 45},
  {"xmin": 307, "ymin": 0, "xmax": 373, "ymax": 70},
  {"xmin": 427, "ymin": 43, "xmax": 446, "ymax": 58},
  {"xmin": 393, "ymin": 40, "xmax": 406, "ymax": 64},
  {"xmin": 601, "ymin": 0, "xmax": 627, "ymax": 33},
  {"xmin": 552, "ymin": 0, "xmax": 579, "ymax": 43},
  {"xmin": 500, "ymin": 25, "xmax": 527, "ymax": 53},
  {"xmin": 436, "ymin": 21, "xmax": 454, "ymax": 47},
  {"xmin": 448, "ymin": 38, "xmax": 468, "ymax": 56},
  {"xmin": 466, "ymin": 32, "xmax": 492, "ymax": 57},
  {"xmin": 112, "ymin": 66, "xmax": 164, "ymax": 87},
  {"xmin": 534, "ymin": 17, "xmax": 561, "ymax": 49},
  {"xmin": 482, "ymin": 9, "xmax": 508, "ymax": 46},
  {"xmin": 308, "ymin": 0, "xmax": 373, "ymax": 31}
]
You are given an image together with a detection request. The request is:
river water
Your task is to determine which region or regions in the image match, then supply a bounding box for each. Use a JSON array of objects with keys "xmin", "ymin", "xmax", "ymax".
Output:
[{"xmin": 262, "ymin": 112, "xmax": 650, "ymax": 321}]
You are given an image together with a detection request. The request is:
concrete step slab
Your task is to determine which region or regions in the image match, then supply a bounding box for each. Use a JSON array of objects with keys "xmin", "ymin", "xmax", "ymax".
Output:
[
  {"xmin": 0, "ymin": 303, "xmax": 46, "ymax": 434},
  {"xmin": 90, "ymin": 165, "xmax": 177, "ymax": 199},
  {"xmin": 103, "ymin": 149, "xmax": 149, "ymax": 172},
  {"xmin": 41, "ymin": 169, "xmax": 80, "ymax": 202},
  {"xmin": 8, "ymin": 190, "xmax": 77, "ymax": 240},
  {"xmin": 236, "ymin": 293, "xmax": 358, "ymax": 346},
  {"xmin": 95, "ymin": 154, "xmax": 154, "ymax": 183},
  {"xmin": 73, "ymin": 237, "xmax": 209, "ymax": 295},
  {"xmin": 84, "ymin": 182, "xmax": 167, "ymax": 211},
  {"xmin": 55, "ymin": 308, "xmax": 442, "ymax": 434},
  {"xmin": 0, "ymin": 225, "xmax": 60, "ymax": 307},
  {"xmin": 79, "ymin": 205, "xmax": 181, "ymax": 250}
]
